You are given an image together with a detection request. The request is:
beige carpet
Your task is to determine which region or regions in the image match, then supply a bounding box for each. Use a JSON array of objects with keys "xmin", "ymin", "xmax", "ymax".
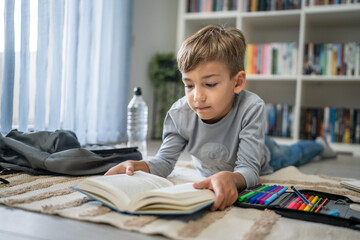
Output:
[{"xmin": 1, "ymin": 163, "xmax": 360, "ymax": 240}]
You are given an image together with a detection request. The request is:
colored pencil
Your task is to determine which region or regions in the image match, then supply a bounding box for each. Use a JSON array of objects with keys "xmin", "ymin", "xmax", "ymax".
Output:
[
  {"xmin": 291, "ymin": 186, "xmax": 313, "ymax": 207},
  {"xmin": 310, "ymin": 198, "xmax": 322, "ymax": 212},
  {"xmin": 280, "ymin": 192, "xmax": 295, "ymax": 208},
  {"xmin": 304, "ymin": 195, "xmax": 318, "ymax": 211},
  {"xmin": 298, "ymin": 203, "xmax": 307, "ymax": 210},
  {"xmin": 256, "ymin": 185, "xmax": 281, "ymax": 204},
  {"xmin": 315, "ymin": 198, "xmax": 328, "ymax": 213},
  {"xmin": 264, "ymin": 186, "xmax": 288, "ymax": 205},
  {"xmin": 250, "ymin": 185, "xmax": 277, "ymax": 204},
  {"xmin": 244, "ymin": 185, "xmax": 271, "ymax": 202},
  {"xmin": 287, "ymin": 200, "xmax": 297, "ymax": 209},
  {"xmin": 294, "ymin": 202, "xmax": 302, "ymax": 209},
  {"xmin": 238, "ymin": 185, "xmax": 269, "ymax": 202}
]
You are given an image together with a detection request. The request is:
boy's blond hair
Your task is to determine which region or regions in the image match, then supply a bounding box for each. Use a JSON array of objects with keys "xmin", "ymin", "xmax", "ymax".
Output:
[{"xmin": 177, "ymin": 24, "xmax": 246, "ymax": 78}]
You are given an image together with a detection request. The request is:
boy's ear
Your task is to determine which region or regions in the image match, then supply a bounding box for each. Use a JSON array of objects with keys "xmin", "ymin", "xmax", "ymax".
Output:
[{"xmin": 234, "ymin": 71, "xmax": 246, "ymax": 94}]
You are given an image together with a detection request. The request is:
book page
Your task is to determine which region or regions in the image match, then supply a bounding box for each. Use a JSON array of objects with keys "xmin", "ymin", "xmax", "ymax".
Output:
[
  {"xmin": 128, "ymin": 183, "xmax": 215, "ymax": 212},
  {"xmin": 341, "ymin": 180, "xmax": 360, "ymax": 193},
  {"xmin": 76, "ymin": 171, "xmax": 173, "ymax": 209},
  {"xmin": 137, "ymin": 200, "xmax": 213, "ymax": 213}
]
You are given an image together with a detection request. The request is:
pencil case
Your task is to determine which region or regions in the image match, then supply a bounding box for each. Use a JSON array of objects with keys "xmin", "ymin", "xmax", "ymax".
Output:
[{"xmin": 234, "ymin": 184, "xmax": 360, "ymax": 231}]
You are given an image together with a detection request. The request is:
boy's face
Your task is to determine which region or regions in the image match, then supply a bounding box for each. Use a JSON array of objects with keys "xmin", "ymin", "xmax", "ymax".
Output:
[{"xmin": 181, "ymin": 61, "xmax": 246, "ymax": 124}]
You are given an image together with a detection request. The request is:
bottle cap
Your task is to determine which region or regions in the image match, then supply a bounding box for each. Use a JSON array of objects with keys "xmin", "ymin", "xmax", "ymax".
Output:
[{"xmin": 134, "ymin": 87, "xmax": 142, "ymax": 96}]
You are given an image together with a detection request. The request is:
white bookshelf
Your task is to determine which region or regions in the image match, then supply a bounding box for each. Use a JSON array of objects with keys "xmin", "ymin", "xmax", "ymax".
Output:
[{"xmin": 176, "ymin": 0, "xmax": 360, "ymax": 156}]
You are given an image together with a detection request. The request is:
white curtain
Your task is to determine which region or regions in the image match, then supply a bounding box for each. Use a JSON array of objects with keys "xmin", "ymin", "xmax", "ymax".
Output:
[{"xmin": 0, "ymin": 0, "xmax": 132, "ymax": 145}]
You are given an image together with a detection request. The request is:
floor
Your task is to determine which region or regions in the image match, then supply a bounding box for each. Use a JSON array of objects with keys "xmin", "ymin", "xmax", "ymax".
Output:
[{"xmin": 1, "ymin": 140, "xmax": 359, "ymax": 240}]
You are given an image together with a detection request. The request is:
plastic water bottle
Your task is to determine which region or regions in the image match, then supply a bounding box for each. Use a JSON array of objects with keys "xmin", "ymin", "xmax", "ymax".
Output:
[{"xmin": 127, "ymin": 87, "xmax": 148, "ymax": 158}]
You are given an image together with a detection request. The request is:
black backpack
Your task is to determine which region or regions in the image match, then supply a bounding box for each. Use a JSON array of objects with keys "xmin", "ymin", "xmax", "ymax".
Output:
[{"xmin": 0, "ymin": 130, "xmax": 142, "ymax": 176}]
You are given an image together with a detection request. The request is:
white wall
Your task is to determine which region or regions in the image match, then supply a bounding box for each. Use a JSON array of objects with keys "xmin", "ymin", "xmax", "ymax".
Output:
[{"xmin": 130, "ymin": 0, "xmax": 178, "ymax": 139}]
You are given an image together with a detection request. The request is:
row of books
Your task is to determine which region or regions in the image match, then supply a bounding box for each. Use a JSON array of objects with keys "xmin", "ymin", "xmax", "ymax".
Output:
[
  {"xmin": 300, "ymin": 107, "xmax": 360, "ymax": 144},
  {"xmin": 245, "ymin": 0, "xmax": 302, "ymax": 12},
  {"xmin": 265, "ymin": 104, "xmax": 293, "ymax": 138},
  {"xmin": 306, "ymin": 0, "xmax": 359, "ymax": 6},
  {"xmin": 187, "ymin": 0, "xmax": 359, "ymax": 13},
  {"xmin": 303, "ymin": 42, "xmax": 360, "ymax": 76},
  {"xmin": 245, "ymin": 43, "xmax": 298, "ymax": 75},
  {"xmin": 187, "ymin": 0, "xmax": 238, "ymax": 12}
]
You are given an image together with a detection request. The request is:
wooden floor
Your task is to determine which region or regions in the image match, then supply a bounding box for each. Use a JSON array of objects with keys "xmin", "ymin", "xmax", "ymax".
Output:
[{"xmin": 1, "ymin": 141, "xmax": 359, "ymax": 240}]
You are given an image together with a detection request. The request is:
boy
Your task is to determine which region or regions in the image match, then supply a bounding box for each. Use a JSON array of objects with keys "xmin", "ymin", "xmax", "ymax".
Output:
[{"xmin": 106, "ymin": 24, "xmax": 336, "ymax": 211}]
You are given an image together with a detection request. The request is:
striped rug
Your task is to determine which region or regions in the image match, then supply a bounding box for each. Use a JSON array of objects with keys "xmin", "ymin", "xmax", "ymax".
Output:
[{"xmin": 1, "ymin": 164, "xmax": 359, "ymax": 240}]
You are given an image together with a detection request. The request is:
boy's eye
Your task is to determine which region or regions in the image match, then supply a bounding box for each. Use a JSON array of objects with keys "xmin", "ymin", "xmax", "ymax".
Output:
[
  {"xmin": 184, "ymin": 84, "xmax": 193, "ymax": 89},
  {"xmin": 206, "ymin": 83, "xmax": 217, "ymax": 87}
]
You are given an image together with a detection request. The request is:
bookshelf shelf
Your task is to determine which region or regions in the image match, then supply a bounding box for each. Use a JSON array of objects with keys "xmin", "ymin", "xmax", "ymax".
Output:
[
  {"xmin": 247, "ymin": 75, "xmax": 297, "ymax": 81},
  {"xmin": 177, "ymin": 0, "xmax": 360, "ymax": 156},
  {"xmin": 241, "ymin": 13, "xmax": 301, "ymax": 29},
  {"xmin": 302, "ymin": 76, "xmax": 360, "ymax": 82},
  {"xmin": 304, "ymin": 3, "xmax": 360, "ymax": 14}
]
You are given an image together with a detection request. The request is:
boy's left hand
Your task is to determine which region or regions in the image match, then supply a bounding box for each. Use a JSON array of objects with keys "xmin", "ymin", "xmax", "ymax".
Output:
[{"xmin": 193, "ymin": 171, "xmax": 246, "ymax": 211}]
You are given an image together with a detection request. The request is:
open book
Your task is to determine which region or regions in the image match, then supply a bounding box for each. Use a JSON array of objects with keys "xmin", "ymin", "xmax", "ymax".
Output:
[
  {"xmin": 341, "ymin": 180, "xmax": 360, "ymax": 193},
  {"xmin": 72, "ymin": 171, "xmax": 215, "ymax": 215}
]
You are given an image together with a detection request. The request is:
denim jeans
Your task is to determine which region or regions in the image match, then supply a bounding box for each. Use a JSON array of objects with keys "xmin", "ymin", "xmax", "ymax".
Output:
[{"xmin": 265, "ymin": 136, "xmax": 324, "ymax": 171}]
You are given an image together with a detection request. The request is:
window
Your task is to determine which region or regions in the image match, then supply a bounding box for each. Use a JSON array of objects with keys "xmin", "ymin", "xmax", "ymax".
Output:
[{"xmin": 0, "ymin": 0, "xmax": 133, "ymax": 145}]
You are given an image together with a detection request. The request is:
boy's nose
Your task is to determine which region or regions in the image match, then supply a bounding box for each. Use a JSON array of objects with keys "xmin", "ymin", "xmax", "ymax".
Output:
[{"xmin": 193, "ymin": 88, "xmax": 205, "ymax": 102}]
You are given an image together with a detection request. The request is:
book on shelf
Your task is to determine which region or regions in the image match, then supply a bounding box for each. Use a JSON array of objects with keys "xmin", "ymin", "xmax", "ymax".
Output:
[
  {"xmin": 306, "ymin": 0, "xmax": 359, "ymax": 6},
  {"xmin": 245, "ymin": 0, "xmax": 302, "ymax": 12},
  {"xmin": 72, "ymin": 171, "xmax": 215, "ymax": 215},
  {"xmin": 245, "ymin": 43, "xmax": 298, "ymax": 76},
  {"xmin": 303, "ymin": 42, "xmax": 360, "ymax": 76},
  {"xmin": 266, "ymin": 103, "xmax": 293, "ymax": 138},
  {"xmin": 187, "ymin": 0, "xmax": 238, "ymax": 13},
  {"xmin": 300, "ymin": 107, "xmax": 360, "ymax": 144}
]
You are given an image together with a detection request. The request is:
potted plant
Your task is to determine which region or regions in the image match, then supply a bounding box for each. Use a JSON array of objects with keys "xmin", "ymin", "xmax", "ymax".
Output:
[{"xmin": 148, "ymin": 53, "xmax": 183, "ymax": 139}]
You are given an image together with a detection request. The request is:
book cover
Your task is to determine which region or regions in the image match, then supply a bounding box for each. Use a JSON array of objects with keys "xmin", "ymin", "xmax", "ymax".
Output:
[
  {"xmin": 311, "ymin": 108, "xmax": 318, "ymax": 139},
  {"xmin": 260, "ymin": 44, "xmax": 267, "ymax": 75},
  {"xmin": 329, "ymin": 107, "xmax": 337, "ymax": 142},
  {"xmin": 246, "ymin": 44, "xmax": 253, "ymax": 74},
  {"xmin": 343, "ymin": 109, "xmax": 351, "ymax": 143},
  {"xmin": 276, "ymin": 104, "xmax": 283, "ymax": 136},
  {"xmin": 349, "ymin": 109, "xmax": 355, "ymax": 143},
  {"xmin": 272, "ymin": 44, "xmax": 278, "ymax": 75},
  {"xmin": 267, "ymin": 103, "xmax": 276, "ymax": 136},
  {"xmin": 282, "ymin": 104, "xmax": 289, "ymax": 137},
  {"xmin": 327, "ymin": 43, "xmax": 333, "ymax": 76},
  {"xmin": 253, "ymin": 44, "xmax": 258, "ymax": 74},
  {"xmin": 331, "ymin": 44, "xmax": 338, "ymax": 76},
  {"xmin": 317, "ymin": 108, "xmax": 324, "ymax": 138},
  {"xmin": 266, "ymin": 44, "xmax": 273, "ymax": 75},
  {"xmin": 300, "ymin": 108, "xmax": 306, "ymax": 139},
  {"xmin": 251, "ymin": 0, "xmax": 258, "ymax": 12},
  {"xmin": 355, "ymin": 109, "xmax": 360, "ymax": 144},
  {"xmin": 291, "ymin": 43, "xmax": 298, "ymax": 76},
  {"xmin": 257, "ymin": 44, "xmax": 262, "ymax": 74},
  {"xmin": 321, "ymin": 44, "xmax": 328, "ymax": 76},
  {"xmin": 323, "ymin": 106, "xmax": 331, "ymax": 142}
]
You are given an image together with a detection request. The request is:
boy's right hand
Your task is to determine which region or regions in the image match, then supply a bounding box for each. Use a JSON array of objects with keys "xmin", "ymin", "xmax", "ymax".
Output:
[{"xmin": 104, "ymin": 160, "xmax": 150, "ymax": 176}]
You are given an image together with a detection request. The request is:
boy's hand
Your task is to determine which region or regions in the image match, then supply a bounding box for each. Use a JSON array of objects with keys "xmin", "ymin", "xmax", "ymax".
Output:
[
  {"xmin": 193, "ymin": 171, "xmax": 246, "ymax": 211},
  {"xmin": 104, "ymin": 160, "xmax": 150, "ymax": 176}
]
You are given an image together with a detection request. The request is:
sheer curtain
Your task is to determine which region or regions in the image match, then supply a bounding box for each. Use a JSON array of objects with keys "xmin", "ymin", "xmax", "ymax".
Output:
[{"xmin": 0, "ymin": 0, "xmax": 132, "ymax": 145}]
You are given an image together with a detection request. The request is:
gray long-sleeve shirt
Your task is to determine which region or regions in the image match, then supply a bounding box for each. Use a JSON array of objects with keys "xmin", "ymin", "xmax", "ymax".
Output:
[{"xmin": 144, "ymin": 90, "xmax": 272, "ymax": 188}]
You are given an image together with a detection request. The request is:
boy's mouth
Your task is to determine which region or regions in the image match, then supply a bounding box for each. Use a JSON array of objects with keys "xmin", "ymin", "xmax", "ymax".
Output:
[{"xmin": 196, "ymin": 106, "xmax": 210, "ymax": 111}]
